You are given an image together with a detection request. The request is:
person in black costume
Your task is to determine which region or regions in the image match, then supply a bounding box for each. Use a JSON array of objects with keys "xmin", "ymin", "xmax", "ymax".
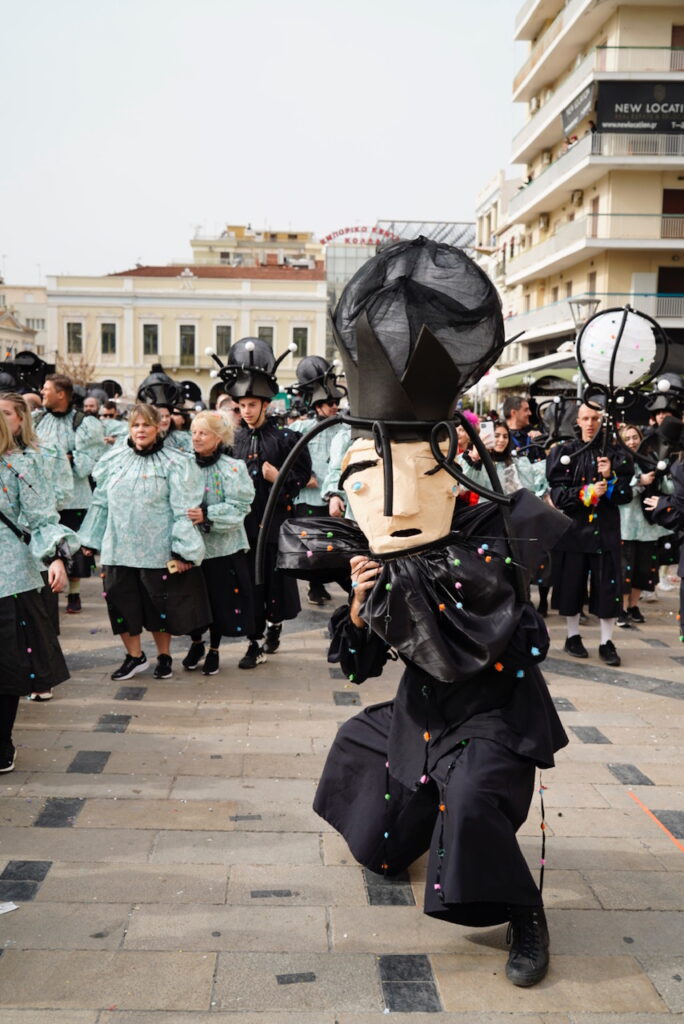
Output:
[
  {"xmin": 213, "ymin": 337, "xmax": 311, "ymax": 668},
  {"xmin": 272, "ymin": 237, "xmax": 571, "ymax": 987},
  {"xmin": 546, "ymin": 404, "xmax": 633, "ymax": 666}
]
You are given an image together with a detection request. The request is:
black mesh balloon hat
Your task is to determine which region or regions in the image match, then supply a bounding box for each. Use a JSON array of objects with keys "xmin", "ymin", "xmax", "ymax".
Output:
[
  {"xmin": 254, "ymin": 237, "xmax": 523, "ymax": 587},
  {"xmin": 137, "ymin": 365, "xmax": 182, "ymax": 410},
  {"xmin": 562, "ymin": 305, "xmax": 670, "ymax": 464},
  {"xmin": 290, "ymin": 355, "xmax": 346, "ymax": 409},
  {"xmin": 205, "ymin": 337, "xmax": 295, "ymax": 400}
]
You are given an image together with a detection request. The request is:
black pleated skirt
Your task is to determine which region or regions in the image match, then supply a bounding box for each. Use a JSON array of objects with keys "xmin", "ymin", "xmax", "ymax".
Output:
[
  {"xmin": 200, "ymin": 551, "xmax": 256, "ymax": 638},
  {"xmin": 0, "ymin": 589, "xmax": 69, "ymax": 696},
  {"xmin": 103, "ymin": 565, "xmax": 211, "ymax": 638}
]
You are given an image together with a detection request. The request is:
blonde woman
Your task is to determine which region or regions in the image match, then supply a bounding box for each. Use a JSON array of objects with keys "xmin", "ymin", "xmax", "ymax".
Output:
[
  {"xmin": 0, "ymin": 415, "xmax": 73, "ymax": 769},
  {"xmin": 184, "ymin": 410, "xmax": 255, "ymax": 675},
  {"xmin": 79, "ymin": 404, "xmax": 210, "ymax": 681}
]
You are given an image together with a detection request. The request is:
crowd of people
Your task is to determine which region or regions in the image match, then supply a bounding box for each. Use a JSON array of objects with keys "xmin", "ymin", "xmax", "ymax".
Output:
[{"xmin": 0, "ymin": 238, "xmax": 683, "ymax": 988}]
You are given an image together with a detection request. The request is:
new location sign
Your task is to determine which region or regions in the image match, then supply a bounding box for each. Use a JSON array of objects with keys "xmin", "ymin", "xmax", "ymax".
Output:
[{"xmin": 597, "ymin": 81, "xmax": 684, "ymax": 133}]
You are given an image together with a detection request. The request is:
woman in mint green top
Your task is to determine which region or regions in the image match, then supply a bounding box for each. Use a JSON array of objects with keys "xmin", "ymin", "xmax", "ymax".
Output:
[
  {"xmin": 183, "ymin": 410, "xmax": 256, "ymax": 676},
  {"xmin": 79, "ymin": 404, "xmax": 210, "ymax": 682}
]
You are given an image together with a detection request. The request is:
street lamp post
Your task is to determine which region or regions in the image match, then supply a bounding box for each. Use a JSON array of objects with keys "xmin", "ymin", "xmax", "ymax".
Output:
[{"xmin": 568, "ymin": 296, "xmax": 601, "ymax": 397}]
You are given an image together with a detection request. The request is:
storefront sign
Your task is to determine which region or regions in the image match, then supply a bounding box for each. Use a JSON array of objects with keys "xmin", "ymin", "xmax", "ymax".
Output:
[
  {"xmin": 562, "ymin": 84, "xmax": 595, "ymax": 135},
  {"xmin": 319, "ymin": 225, "xmax": 402, "ymax": 246},
  {"xmin": 596, "ymin": 81, "xmax": 684, "ymax": 133}
]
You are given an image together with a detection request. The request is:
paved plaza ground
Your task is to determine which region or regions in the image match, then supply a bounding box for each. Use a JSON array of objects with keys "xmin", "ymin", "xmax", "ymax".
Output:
[{"xmin": 0, "ymin": 574, "xmax": 682, "ymax": 1022}]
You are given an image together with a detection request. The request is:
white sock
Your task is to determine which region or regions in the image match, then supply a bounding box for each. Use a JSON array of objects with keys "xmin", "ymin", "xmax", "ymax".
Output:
[
  {"xmin": 566, "ymin": 614, "xmax": 581, "ymax": 638},
  {"xmin": 600, "ymin": 618, "xmax": 614, "ymax": 644}
]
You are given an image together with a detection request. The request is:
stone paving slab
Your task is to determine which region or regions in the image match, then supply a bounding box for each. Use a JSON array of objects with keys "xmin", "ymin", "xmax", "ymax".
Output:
[
  {"xmin": 227, "ymin": 863, "xmax": 366, "ymax": 905},
  {"xmin": 1, "ymin": 902, "xmax": 130, "ymax": 950},
  {"xmin": 16, "ymin": 773, "xmax": 173, "ymax": 799},
  {"xmin": 211, "ymin": 952, "xmax": 382, "ymax": 1012},
  {"xmin": 103, "ymin": 750, "xmax": 244, "ymax": 776},
  {"xmin": 149, "ymin": 829, "xmax": 322, "ymax": 865},
  {"xmin": 637, "ymin": 957, "xmax": 684, "ymax": 1013},
  {"xmin": 35, "ymin": 862, "xmax": 227, "ymax": 903},
  {"xmin": 582, "ymin": 870, "xmax": 684, "ymax": 910},
  {"xmin": 73, "ymin": 798, "xmax": 239, "ymax": 830},
  {"xmin": 0, "ymin": 826, "xmax": 156, "ymax": 861},
  {"xmin": 0, "ymin": 950, "xmax": 217, "ymax": 1010},
  {"xmin": 123, "ymin": 904, "xmax": 328, "ymax": 951},
  {"xmin": 431, "ymin": 953, "xmax": 666, "ymax": 1013}
]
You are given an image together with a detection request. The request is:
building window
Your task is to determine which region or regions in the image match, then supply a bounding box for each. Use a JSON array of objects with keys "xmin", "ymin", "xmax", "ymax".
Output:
[
  {"xmin": 257, "ymin": 326, "xmax": 274, "ymax": 344},
  {"xmin": 220, "ymin": 251, "xmax": 231, "ymax": 264},
  {"xmin": 216, "ymin": 324, "xmax": 232, "ymax": 356},
  {"xmin": 587, "ymin": 272, "xmax": 597, "ymax": 294},
  {"xmin": 180, "ymin": 325, "xmax": 196, "ymax": 366},
  {"xmin": 551, "ymin": 287, "xmax": 559, "ymax": 303},
  {"xmin": 565, "ymin": 282, "xmax": 573, "ymax": 299},
  {"xmin": 66, "ymin": 322, "xmax": 83, "ymax": 354},
  {"xmin": 101, "ymin": 322, "xmax": 116, "ymax": 355},
  {"xmin": 143, "ymin": 323, "xmax": 159, "ymax": 356},
  {"xmin": 26, "ymin": 318, "xmax": 46, "ymax": 330},
  {"xmin": 292, "ymin": 326, "xmax": 308, "ymax": 357}
]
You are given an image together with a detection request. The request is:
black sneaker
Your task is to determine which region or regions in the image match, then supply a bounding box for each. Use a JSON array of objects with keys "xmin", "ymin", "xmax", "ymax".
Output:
[
  {"xmin": 599, "ymin": 640, "xmax": 621, "ymax": 666},
  {"xmin": 564, "ymin": 634, "xmax": 588, "ymax": 658},
  {"xmin": 111, "ymin": 653, "xmax": 148, "ymax": 681},
  {"xmin": 202, "ymin": 649, "xmax": 220, "ymax": 676},
  {"xmin": 153, "ymin": 654, "xmax": 173, "ymax": 679},
  {"xmin": 66, "ymin": 594, "xmax": 82, "ymax": 614},
  {"xmin": 238, "ymin": 641, "xmax": 266, "ymax": 670},
  {"xmin": 320, "ymin": 586, "xmax": 332, "ymax": 602},
  {"xmin": 506, "ymin": 905, "xmax": 549, "ymax": 987},
  {"xmin": 0, "ymin": 742, "xmax": 16, "ymax": 774},
  {"xmin": 616, "ymin": 610, "xmax": 632, "ymax": 629},
  {"xmin": 307, "ymin": 588, "xmax": 325, "ymax": 606},
  {"xmin": 628, "ymin": 605, "xmax": 645, "ymax": 624},
  {"xmin": 263, "ymin": 623, "xmax": 282, "ymax": 654},
  {"xmin": 182, "ymin": 641, "xmax": 205, "ymax": 671}
]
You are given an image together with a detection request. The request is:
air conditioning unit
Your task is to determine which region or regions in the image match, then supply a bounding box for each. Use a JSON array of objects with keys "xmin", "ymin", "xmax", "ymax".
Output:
[
  {"xmin": 530, "ymin": 96, "xmax": 540, "ymax": 113},
  {"xmin": 571, "ymin": 189, "xmax": 584, "ymax": 207},
  {"xmin": 541, "ymin": 150, "xmax": 552, "ymax": 167},
  {"xmin": 538, "ymin": 213, "xmax": 550, "ymax": 231}
]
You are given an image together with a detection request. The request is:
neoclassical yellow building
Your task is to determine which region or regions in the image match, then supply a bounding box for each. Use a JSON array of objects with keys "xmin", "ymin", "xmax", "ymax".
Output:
[{"xmin": 47, "ymin": 258, "xmax": 327, "ymax": 400}]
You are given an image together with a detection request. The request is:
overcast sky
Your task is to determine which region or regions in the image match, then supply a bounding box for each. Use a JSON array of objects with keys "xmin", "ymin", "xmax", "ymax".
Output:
[{"xmin": 3, "ymin": 0, "xmax": 524, "ymax": 284}]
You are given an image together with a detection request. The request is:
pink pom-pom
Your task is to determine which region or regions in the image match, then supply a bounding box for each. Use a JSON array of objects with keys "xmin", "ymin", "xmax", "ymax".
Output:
[{"xmin": 433, "ymin": 883, "xmax": 441, "ymax": 891}]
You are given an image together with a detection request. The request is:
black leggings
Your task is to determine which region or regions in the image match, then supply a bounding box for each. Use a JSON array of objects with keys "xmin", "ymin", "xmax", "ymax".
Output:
[
  {"xmin": 191, "ymin": 626, "xmax": 222, "ymax": 649},
  {"xmin": 0, "ymin": 694, "xmax": 21, "ymax": 746}
]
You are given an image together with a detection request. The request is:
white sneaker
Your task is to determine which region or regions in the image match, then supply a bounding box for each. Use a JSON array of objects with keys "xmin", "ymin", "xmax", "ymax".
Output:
[
  {"xmin": 658, "ymin": 579, "xmax": 677, "ymax": 592},
  {"xmin": 641, "ymin": 591, "xmax": 658, "ymax": 602}
]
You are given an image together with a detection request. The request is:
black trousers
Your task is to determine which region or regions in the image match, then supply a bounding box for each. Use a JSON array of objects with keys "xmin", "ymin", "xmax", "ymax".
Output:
[
  {"xmin": 551, "ymin": 547, "xmax": 622, "ymax": 618},
  {"xmin": 313, "ymin": 702, "xmax": 541, "ymax": 927},
  {"xmin": 246, "ymin": 540, "xmax": 301, "ymax": 640}
]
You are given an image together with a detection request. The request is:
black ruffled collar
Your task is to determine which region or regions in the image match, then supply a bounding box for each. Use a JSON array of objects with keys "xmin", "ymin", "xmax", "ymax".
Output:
[
  {"xmin": 127, "ymin": 436, "xmax": 164, "ymax": 457},
  {"xmin": 195, "ymin": 444, "xmax": 225, "ymax": 468}
]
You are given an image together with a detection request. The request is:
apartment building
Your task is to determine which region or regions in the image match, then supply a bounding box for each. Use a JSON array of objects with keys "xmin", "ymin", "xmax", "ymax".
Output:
[
  {"xmin": 189, "ymin": 224, "xmax": 323, "ymax": 269},
  {"xmin": 500, "ymin": 0, "xmax": 684, "ymax": 373},
  {"xmin": 0, "ymin": 284, "xmax": 47, "ymax": 355}
]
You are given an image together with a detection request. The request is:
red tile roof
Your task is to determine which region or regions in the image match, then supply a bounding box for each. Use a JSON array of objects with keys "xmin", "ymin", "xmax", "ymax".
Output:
[{"xmin": 109, "ymin": 264, "xmax": 325, "ymax": 281}]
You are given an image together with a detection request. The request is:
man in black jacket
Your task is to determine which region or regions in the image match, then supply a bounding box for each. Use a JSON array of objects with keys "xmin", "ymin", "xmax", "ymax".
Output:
[
  {"xmin": 222, "ymin": 339, "xmax": 311, "ymax": 668},
  {"xmin": 546, "ymin": 404, "xmax": 633, "ymax": 665}
]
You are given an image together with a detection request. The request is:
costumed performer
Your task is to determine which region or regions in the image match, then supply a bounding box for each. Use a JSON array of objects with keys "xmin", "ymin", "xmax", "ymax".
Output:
[
  {"xmin": 78, "ymin": 403, "xmax": 210, "ymax": 681},
  {"xmin": 34, "ymin": 373, "xmax": 106, "ymax": 613},
  {"xmin": 208, "ymin": 336, "xmax": 312, "ymax": 669},
  {"xmin": 0, "ymin": 414, "xmax": 76, "ymax": 771},
  {"xmin": 273, "ymin": 237, "xmax": 571, "ymax": 987},
  {"xmin": 182, "ymin": 410, "xmax": 256, "ymax": 675}
]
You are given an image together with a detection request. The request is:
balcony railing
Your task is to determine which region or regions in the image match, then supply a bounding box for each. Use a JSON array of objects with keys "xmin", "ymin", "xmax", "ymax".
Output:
[
  {"xmin": 507, "ymin": 214, "xmax": 684, "ymax": 276},
  {"xmin": 512, "ymin": 48, "xmax": 684, "ymax": 158},
  {"xmin": 597, "ymin": 46, "xmax": 684, "ymax": 73},
  {"xmin": 513, "ymin": 0, "xmax": 588, "ymax": 93},
  {"xmin": 506, "ymin": 292, "xmax": 684, "ymax": 335},
  {"xmin": 592, "ymin": 133, "xmax": 684, "ymax": 158},
  {"xmin": 509, "ymin": 133, "xmax": 684, "ymax": 221},
  {"xmin": 509, "ymin": 134, "xmax": 591, "ymax": 219}
]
